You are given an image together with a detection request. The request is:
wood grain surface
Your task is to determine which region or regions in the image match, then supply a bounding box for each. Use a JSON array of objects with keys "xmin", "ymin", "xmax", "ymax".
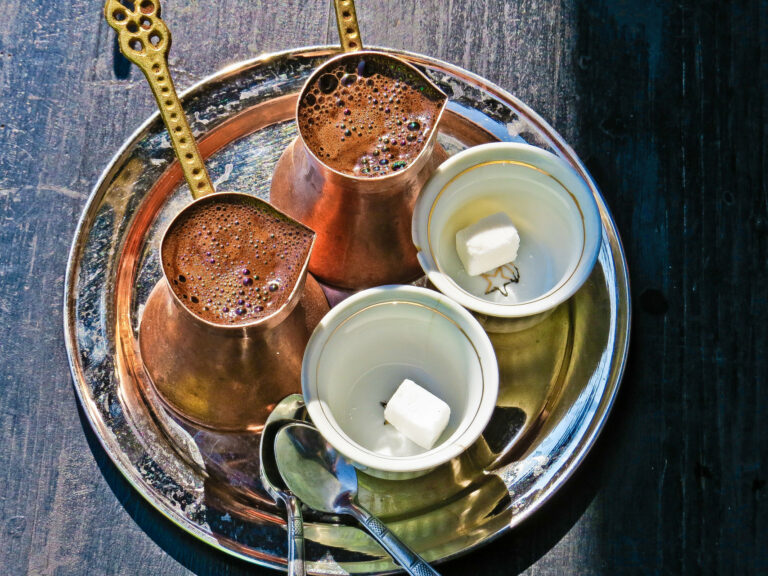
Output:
[{"xmin": 0, "ymin": 0, "xmax": 766, "ymax": 574}]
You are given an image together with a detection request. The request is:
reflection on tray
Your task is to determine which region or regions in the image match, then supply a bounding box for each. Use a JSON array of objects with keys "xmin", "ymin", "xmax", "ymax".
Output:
[{"xmin": 68, "ymin": 47, "xmax": 627, "ymax": 573}]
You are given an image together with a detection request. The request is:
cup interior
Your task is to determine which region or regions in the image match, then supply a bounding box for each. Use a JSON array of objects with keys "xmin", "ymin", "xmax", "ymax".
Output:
[
  {"xmin": 303, "ymin": 286, "xmax": 498, "ymax": 473},
  {"xmin": 413, "ymin": 143, "xmax": 602, "ymax": 318},
  {"xmin": 315, "ymin": 301, "xmax": 480, "ymax": 457},
  {"xmin": 430, "ymin": 162, "xmax": 584, "ymax": 304}
]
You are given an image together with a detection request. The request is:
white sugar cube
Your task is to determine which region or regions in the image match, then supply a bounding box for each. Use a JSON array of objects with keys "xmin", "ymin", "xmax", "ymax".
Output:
[
  {"xmin": 455, "ymin": 212, "xmax": 520, "ymax": 276},
  {"xmin": 384, "ymin": 379, "xmax": 450, "ymax": 450}
]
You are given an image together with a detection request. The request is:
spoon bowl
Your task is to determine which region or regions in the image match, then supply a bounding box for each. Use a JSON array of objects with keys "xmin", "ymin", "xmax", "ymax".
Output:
[{"xmin": 275, "ymin": 423, "xmax": 441, "ymax": 576}]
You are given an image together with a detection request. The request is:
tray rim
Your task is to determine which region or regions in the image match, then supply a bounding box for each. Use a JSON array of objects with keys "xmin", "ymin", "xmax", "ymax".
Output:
[{"xmin": 64, "ymin": 44, "xmax": 631, "ymax": 572}]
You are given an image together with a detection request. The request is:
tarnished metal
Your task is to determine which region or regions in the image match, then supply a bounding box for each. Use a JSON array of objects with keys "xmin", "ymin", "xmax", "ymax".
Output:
[{"xmin": 64, "ymin": 47, "xmax": 630, "ymax": 574}]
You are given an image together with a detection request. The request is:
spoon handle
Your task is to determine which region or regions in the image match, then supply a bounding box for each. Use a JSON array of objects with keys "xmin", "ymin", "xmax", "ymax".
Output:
[
  {"xmin": 283, "ymin": 493, "xmax": 306, "ymax": 576},
  {"xmin": 333, "ymin": 0, "xmax": 363, "ymax": 52},
  {"xmin": 105, "ymin": 0, "xmax": 214, "ymax": 199},
  {"xmin": 347, "ymin": 502, "xmax": 441, "ymax": 576}
]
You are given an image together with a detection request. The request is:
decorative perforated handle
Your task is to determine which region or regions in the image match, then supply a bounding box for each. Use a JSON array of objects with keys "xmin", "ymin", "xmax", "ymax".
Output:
[
  {"xmin": 347, "ymin": 502, "xmax": 441, "ymax": 576},
  {"xmin": 334, "ymin": 0, "xmax": 363, "ymax": 52},
  {"xmin": 105, "ymin": 0, "xmax": 214, "ymax": 199}
]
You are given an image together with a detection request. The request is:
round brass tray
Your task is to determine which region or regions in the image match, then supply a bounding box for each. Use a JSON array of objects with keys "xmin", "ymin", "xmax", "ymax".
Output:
[{"xmin": 64, "ymin": 46, "xmax": 630, "ymax": 574}]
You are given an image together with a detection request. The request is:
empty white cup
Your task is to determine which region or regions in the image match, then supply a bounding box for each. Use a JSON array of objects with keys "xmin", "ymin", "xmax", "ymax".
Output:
[
  {"xmin": 302, "ymin": 285, "xmax": 499, "ymax": 479},
  {"xmin": 412, "ymin": 143, "xmax": 602, "ymax": 323}
]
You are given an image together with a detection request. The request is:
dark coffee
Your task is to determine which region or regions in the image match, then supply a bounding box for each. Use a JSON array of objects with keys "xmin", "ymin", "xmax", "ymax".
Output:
[
  {"xmin": 162, "ymin": 196, "xmax": 313, "ymax": 325},
  {"xmin": 297, "ymin": 54, "xmax": 445, "ymax": 177}
]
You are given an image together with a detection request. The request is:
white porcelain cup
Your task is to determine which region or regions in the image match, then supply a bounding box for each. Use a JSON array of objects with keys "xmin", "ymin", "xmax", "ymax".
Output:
[
  {"xmin": 412, "ymin": 143, "xmax": 602, "ymax": 328},
  {"xmin": 302, "ymin": 285, "xmax": 499, "ymax": 479}
]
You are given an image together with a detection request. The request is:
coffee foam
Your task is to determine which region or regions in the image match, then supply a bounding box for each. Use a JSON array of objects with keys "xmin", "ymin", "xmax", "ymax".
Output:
[
  {"xmin": 162, "ymin": 196, "xmax": 313, "ymax": 325},
  {"xmin": 297, "ymin": 54, "xmax": 444, "ymax": 177}
]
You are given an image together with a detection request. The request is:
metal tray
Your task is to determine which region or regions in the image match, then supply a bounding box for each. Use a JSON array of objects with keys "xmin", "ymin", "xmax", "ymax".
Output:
[{"xmin": 64, "ymin": 46, "xmax": 630, "ymax": 574}]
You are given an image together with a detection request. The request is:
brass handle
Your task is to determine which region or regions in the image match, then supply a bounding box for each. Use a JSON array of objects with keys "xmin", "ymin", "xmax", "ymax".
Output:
[
  {"xmin": 105, "ymin": 0, "xmax": 214, "ymax": 199},
  {"xmin": 333, "ymin": 0, "xmax": 363, "ymax": 52}
]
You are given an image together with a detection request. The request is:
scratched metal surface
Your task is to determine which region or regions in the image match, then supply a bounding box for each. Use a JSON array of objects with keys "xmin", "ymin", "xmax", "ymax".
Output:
[{"xmin": 64, "ymin": 47, "xmax": 628, "ymax": 575}]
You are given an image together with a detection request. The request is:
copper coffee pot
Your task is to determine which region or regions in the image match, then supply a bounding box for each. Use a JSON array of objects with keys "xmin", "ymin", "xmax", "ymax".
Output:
[
  {"xmin": 106, "ymin": 0, "xmax": 329, "ymax": 430},
  {"xmin": 270, "ymin": 0, "xmax": 448, "ymax": 290}
]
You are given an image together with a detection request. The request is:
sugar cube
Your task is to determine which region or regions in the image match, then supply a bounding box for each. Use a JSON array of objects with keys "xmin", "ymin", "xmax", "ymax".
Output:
[
  {"xmin": 384, "ymin": 379, "xmax": 451, "ymax": 450},
  {"xmin": 455, "ymin": 211, "xmax": 520, "ymax": 276}
]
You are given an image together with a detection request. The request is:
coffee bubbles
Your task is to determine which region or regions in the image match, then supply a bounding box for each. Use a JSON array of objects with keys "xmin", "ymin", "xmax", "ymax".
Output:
[
  {"xmin": 297, "ymin": 54, "xmax": 444, "ymax": 178},
  {"xmin": 162, "ymin": 197, "xmax": 313, "ymax": 325}
]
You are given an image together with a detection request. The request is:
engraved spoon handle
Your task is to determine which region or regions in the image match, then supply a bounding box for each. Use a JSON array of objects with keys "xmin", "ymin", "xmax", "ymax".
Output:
[
  {"xmin": 105, "ymin": 0, "xmax": 214, "ymax": 199},
  {"xmin": 282, "ymin": 493, "xmax": 306, "ymax": 576},
  {"xmin": 333, "ymin": 0, "xmax": 363, "ymax": 52},
  {"xmin": 347, "ymin": 501, "xmax": 441, "ymax": 576}
]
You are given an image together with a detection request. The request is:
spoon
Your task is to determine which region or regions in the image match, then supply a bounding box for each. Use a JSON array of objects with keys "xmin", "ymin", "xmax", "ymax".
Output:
[
  {"xmin": 259, "ymin": 395, "xmax": 307, "ymax": 576},
  {"xmin": 275, "ymin": 423, "xmax": 441, "ymax": 576}
]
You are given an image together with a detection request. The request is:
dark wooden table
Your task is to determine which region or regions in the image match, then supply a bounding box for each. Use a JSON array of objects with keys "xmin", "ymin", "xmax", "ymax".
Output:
[{"xmin": 1, "ymin": 0, "xmax": 766, "ymax": 574}]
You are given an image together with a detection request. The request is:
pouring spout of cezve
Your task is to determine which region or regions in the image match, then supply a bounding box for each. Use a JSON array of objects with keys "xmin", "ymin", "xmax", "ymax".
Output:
[{"xmin": 275, "ymin": 423, "xmax": 442, "ymax": 576}]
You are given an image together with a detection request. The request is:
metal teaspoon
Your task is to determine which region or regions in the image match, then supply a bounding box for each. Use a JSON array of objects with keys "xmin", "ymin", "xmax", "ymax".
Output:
[
  {"xmin": 275, "ymin": 423, "xmax": 441, "ymax": 576},
  {"xmin": 259, "ymin": 395, "xmax": 308, "ymax": 576}
]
